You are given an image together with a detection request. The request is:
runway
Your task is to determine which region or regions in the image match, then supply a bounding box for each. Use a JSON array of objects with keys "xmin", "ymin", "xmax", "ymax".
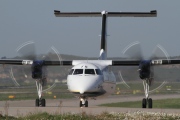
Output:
[{"xmin": 0, "ymin": 94, "xmax": 180, "ymax": 117}]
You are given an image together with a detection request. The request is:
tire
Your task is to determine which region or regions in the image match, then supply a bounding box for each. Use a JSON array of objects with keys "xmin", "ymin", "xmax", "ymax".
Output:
[
  {"xmin": 148, "ymin": 98, "xmax": 153, "ymax": 108},
  {"xmin": 85, "ymin": 101, "xmax": 88, "ymax": 107},
  {"xmin": 80, "ymin": 101, "xmax": 82, "ymax": 107},
  {"xmin": 36, "ymin": 99, "xmax": 39, "ymax": 107},
  {"xmin": 142, "ymin": 98, "xmax": 146, "ymax": 108},
  {"xmin": 41, "ymin": 99, "xmax": 46, "ymax": 107}
]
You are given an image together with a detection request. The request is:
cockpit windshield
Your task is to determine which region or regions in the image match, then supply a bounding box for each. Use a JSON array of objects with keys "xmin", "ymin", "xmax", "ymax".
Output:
[
  {"xmin": 70, "ymin": 68, "xmax": 102, "ymax": 75},
  {"xmin": 73, "ymin": 69, "xmax": 83, "ymax": 75},
  {"xmin": 85, "ymin": 69, "xmax": 95, "ymax": 75},
  {"xmin": 69, "ymin": 69, "xmax": 74, "ymax": 75},
  {"xmin": 95, "ymin": 69, "xmax": 102, "ymax": 75}
]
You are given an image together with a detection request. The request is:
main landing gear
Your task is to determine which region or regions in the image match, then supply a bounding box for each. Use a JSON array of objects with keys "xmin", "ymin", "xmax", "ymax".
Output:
[
  {"xmin": 36, "ymin": 98, "xmax": 46, "ymax": 107},
  {"xmin": 35, "ymin": 80, "xmax": 46, "ymax": 107},
  {"xmin": 142, "ymin": 79, "xmax": 153, "ymax": 108},
  {"xmin": 80, "ymin": 97, "xmax": 88, "ymax": 107}
]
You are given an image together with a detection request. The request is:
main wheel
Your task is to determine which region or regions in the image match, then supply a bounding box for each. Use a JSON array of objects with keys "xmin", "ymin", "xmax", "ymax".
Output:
[
  {"xmin": 85, "ymin": 101, "xmax": 88, "ymax": 107},
  {"xmin": 35, "ymin": 99, "xmax": 39, "ymax": 107},
  {"xmin": 41, "ymin": 99, "xmax": 46, "ymax": 107},
  {"xmin": 148, "ymin": 98, "xmax": 153, "ymax": 108},
  {"xmin": 142, "ymin": 98, "xmax": 146, "ymax": 108},
  {"xmin": 80, "ymin": 101, "xmax": 82, "ymax": 107}
]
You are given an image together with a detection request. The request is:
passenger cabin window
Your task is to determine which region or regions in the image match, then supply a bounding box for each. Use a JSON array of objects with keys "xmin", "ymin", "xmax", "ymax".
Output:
[
  {"xmin": 85, "ymin": 69, "xmax": 95, "ymax": 75},
  {"xmin": 95, "ymin": 69, "xmax": 102, "ymax": 75},
  {"xmin": 69, "ymin": 69, "xmax": 74, "ymax": 75},
  {"xmin": 73, "ymin": 69, "xmax": 83, "ymax": 75}
]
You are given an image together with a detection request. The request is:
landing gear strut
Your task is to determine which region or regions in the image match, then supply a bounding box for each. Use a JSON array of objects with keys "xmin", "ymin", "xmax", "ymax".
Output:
[
  {"xmin": 35, "ymin": 80, "xmax": 46, "ymax": 107},
  {"xmin": 80, "ymin": 97, "xmax": 88, "ymax": 107},
  {"xmin": 142, "ymin": 79, "xmax": 153, "ymax": 108}
]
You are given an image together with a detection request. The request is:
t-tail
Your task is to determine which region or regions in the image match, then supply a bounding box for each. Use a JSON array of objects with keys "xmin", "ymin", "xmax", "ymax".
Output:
[{"xmin": 54, "ymin": 10, "xmax": 157, "ymax": 60}]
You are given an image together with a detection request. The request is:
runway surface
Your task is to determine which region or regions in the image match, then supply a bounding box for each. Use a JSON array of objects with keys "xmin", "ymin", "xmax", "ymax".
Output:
[{"xmin": 0, "ymin": 94, "xmax": 180, "ymax": 117}]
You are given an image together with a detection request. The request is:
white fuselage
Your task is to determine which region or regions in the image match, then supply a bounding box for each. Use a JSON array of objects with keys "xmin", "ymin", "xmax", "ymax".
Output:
[{"xmin": 67, "ymin": 62, "xmax": 116, "ymax": 98}]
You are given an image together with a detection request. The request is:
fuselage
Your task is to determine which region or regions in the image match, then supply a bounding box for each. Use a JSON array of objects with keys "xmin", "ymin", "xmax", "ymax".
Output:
[
  {"xmin": 67, "ymin": 62, "xmax": 116, "ymax": 98},
  {"xmin": 66, "ymin": 10, "xmax": 116, "ymax": 99}
]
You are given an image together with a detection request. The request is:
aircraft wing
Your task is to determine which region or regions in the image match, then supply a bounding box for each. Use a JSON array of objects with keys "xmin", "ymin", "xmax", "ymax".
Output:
[
  {"xmin": 1, "ymin": 59, "xmax": 180, "ymax": 66},
  {"xmin": 0, "ymin": 59, "xmax": 73, "ymax": 66},
  {"xmin": 70, "ymin": 60, "xmax": 180, "ymax": 66},
  {"xmin": 70, "ymin": 59, "xmax": 180, "ymax": 66},
  {"xmin": 111, "ymin": 59, "xmax": 180, "ymax": 66}
]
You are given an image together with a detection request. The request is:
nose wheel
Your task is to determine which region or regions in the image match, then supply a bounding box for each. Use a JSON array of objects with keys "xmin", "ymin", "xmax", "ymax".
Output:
[
  {"xmin": 142, "ymin": 79, "xmax": 153, "ymax": 108},
  {"xmin": 35, "ymin": 80, "xmax": 46, "ymax": 107},
  {"xmin": 36, "ymin": 98, "xmax": 46, "ymax": 107},
  {"xmin": 80, "ymin": 97, "xmax": 88, "ymax": 107}
]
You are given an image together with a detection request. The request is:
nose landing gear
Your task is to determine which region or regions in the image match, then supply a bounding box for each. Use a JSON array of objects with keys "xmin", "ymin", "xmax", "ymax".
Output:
[
  {"xmin": 80, "ymin": 97, "xmax": 88, "ymax": 107},
  {"xmin": 36, "ymin": 98, "xmax": 46, "ymax": 107},
  {"xmin": 142, "ymin": 79, "xmax": 153, "ymax": 108}
]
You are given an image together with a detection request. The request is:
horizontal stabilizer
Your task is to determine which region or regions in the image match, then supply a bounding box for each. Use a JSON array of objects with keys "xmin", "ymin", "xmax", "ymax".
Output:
[{"xmin": 54, "ymin": 10, "xmax": 157, "ymax": 17}]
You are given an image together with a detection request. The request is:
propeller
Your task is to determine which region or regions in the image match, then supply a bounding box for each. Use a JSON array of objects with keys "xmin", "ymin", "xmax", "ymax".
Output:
[
  {"xmin": 10, "ymin": 41, "xmax": 63, "ymax": 91},
  {"xmin": 119, "ymin": 41, "xmax": 170, "ymax": 91}
]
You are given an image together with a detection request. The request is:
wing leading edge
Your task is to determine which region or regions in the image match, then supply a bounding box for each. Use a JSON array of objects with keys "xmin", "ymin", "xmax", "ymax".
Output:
[
  {"xmin": 0, "ymin": 59, "xmax": 72, "ymax": 66},
  {"xmin": 112, "ymin": 59, "xmax": 180, "ymax": 66}
]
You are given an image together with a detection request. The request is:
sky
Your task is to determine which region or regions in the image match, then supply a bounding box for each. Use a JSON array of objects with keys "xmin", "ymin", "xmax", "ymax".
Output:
[{"xmin": 0, "ymin": 0, "xmax": 180, "ymax": 58}]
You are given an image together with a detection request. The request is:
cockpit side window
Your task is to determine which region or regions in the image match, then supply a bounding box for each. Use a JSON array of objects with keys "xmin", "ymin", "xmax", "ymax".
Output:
[
  {"xmin": 69, "ymin": 69, "xmax": 74, "ymax": 75},
  {"xmin": 73, "ymin": 69, "xmax": 83, "ymax": 75},
  {"xmin": 95, "ymin": 69, "xmax": 102, "ymax": 75},
  {"xmin": 85, "ymin": 69, "xmax": 95, "ymax": 75}
]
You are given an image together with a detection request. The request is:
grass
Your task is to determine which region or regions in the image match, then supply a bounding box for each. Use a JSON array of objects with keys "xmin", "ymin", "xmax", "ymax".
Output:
[
  {"xmin": 115, "ymin": 82, "xmax": 180, "ymax": 95},
  {"xmin": 99, "ymin": 98, "xmax": 180, "ymax": 109},
  {"xmin": 0, "ymin": 83, "xmax": 74, "ymax": 101},
  {"xmin": 1, "ymin": 81, "xmax": 180, "ymax": 101},
  {"xmin": 1, "ymin": 111, "xmax": 180, "ymax": 120},
  {"xmin": 0, "ymin": 92, "xmax": 74, "ymax": 101}
]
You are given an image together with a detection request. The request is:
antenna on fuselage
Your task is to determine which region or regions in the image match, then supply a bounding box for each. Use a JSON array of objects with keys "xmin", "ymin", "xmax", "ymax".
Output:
[{"xmin": 54, "ymin": 10, "xmax": 157, "ymax": 60}]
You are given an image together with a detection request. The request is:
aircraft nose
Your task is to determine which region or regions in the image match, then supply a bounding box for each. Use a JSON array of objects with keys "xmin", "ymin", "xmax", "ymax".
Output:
[
  {"xmin": 67, "ymin": 75, "xmax": 103, "ymax": 94},
  {"xmin": 80, "ymin": 89, "xmax": 86, "ymax": 94},
  {"xmin": 79, "ymin": 79, "xmax": 98, "ymax": 94}
]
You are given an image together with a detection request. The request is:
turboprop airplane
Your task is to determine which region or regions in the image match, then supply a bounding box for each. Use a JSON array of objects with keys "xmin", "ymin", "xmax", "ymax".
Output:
[{"xmin": 1, "ymin": 10, "xmax": 180, "ymax": 108}]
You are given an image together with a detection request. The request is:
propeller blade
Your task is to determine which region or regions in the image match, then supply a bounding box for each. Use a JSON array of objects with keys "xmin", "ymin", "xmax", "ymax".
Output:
[
  {"xmin": 150, "ymin": 44, "xmax": 170, "ymax": 60},
  {"xmin": 146, "ymin": 44, "xmax": 172, "ymax": 92},
  {"xmin": 148, "ymin": 44, "xmax": 170, "ymax": 82},
  {"xmin": 149, "ymin": 44, "xmax": 170, "ymax": 83},
  {"xmin": 16, "ymin": 41, "xmax": 36, "ymax": 60},
  {"xmin": 122, "ymin": 41, "xmax": 143, "ymax": 60},
  {"xmin": 41, "ymin": 46, "xmax": 62, "ymax": 62}
]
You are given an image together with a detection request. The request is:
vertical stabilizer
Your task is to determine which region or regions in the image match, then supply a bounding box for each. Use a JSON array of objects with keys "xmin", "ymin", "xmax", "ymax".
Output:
[{"xmin": 99, "ymin": 11, "xmax": 108, "ymax": 60}]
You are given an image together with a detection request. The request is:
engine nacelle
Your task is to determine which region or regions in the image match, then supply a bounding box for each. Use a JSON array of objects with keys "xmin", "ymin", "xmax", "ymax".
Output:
[
  {"xmin": 31, "ymin": 60, "xmax": 44, "ymax": 79},
  {"xmin": 139, "ymin": 60, "xmax": 151, "ymax": 79}
]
